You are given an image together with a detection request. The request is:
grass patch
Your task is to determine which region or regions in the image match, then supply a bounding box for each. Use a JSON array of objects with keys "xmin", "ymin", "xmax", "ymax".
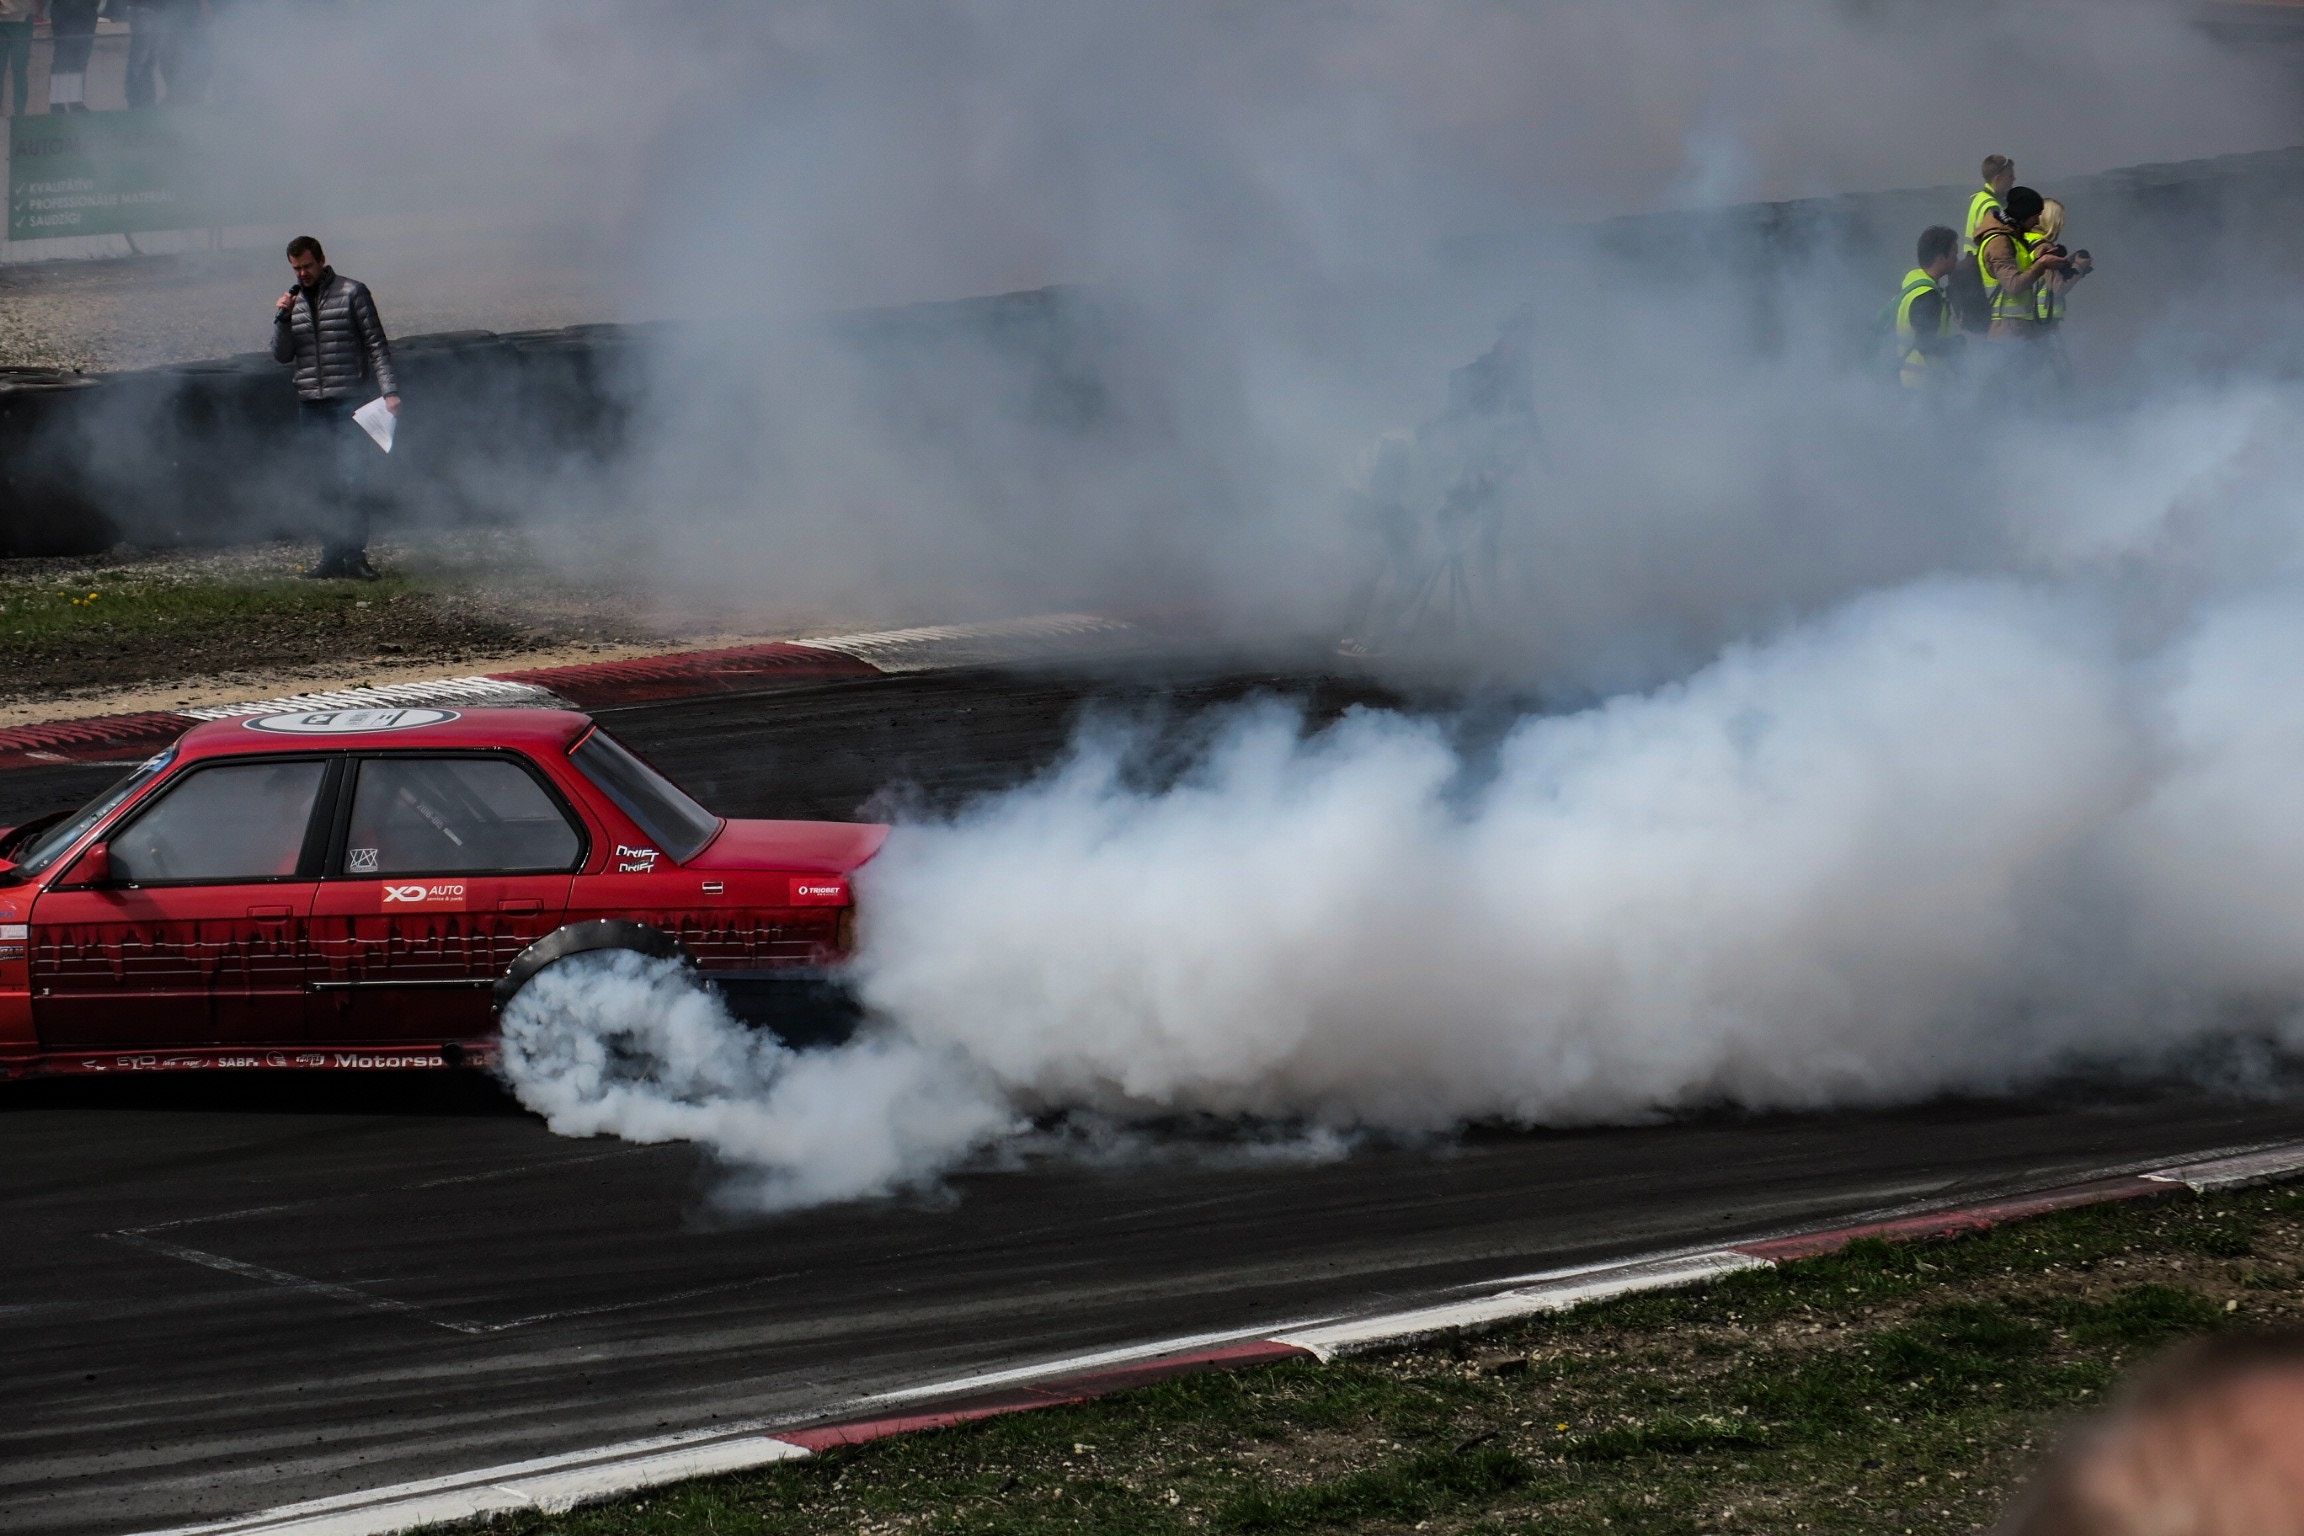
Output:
[
  {"xmin": 0, "ymin": 570, "xmax": 422, "ymax": 651},
  {"xmin": 460, "ymin": 1185, "xmax": 2304, "ymax": 1535},
  {"xmin": 0, "ymin": 535, "xmax": 671, "ymax": 704}
]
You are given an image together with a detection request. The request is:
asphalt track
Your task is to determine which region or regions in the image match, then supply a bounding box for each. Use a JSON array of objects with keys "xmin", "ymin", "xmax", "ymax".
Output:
[{"xmin": 5, "ymin": 668, "xmax": 2303, "ymax": 1536}]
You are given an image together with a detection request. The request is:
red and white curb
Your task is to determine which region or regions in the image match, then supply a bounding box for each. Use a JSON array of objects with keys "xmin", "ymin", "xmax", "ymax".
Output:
[
  {"xmin": 0, "ymin": 614, "xmax": 1142, "ymax": 771},
  {"xmin": 146, "ymin": 1138, "xmax": 2304, "ymax": 1536}
]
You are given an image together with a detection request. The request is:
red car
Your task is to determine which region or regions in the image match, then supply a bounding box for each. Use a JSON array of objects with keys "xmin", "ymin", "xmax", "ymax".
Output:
[{"xmin": 0, "ymin": 707, "xmax": 886, "ymax": 1078}]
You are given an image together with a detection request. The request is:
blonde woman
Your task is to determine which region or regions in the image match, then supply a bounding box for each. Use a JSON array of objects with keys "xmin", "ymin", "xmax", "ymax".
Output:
[
  {"xmin": 2028, "ymin": 199, "xmax": 2094, "ymax": 326},
  {"xmin": 2027, "ymin": 199, "xmax": 2092, "ymax": 381}
]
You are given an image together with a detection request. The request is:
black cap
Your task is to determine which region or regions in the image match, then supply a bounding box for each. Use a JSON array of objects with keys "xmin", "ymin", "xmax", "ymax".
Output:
[{"xmin": 2003, "ymin": 185, "xmax": 2045, "ymax": 222}]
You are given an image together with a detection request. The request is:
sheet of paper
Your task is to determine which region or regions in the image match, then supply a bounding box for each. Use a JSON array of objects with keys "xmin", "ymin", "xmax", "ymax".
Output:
[{"xmin": 353, "ymin": 396, "xmax": 396, "ymax": 454}]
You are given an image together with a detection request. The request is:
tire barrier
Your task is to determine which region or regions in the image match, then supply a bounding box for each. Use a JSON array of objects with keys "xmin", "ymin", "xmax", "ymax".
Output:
[
  {"xmin": 0, "ymin": 289, "xmax": 1111, "ymax": 558},
  {"xmin": 0, "ymin": 324, "xmax": 648, "ymax": 555}
]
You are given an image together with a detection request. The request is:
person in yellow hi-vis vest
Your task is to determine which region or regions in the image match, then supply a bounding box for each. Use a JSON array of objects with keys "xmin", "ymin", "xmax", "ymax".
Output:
[
  {"xmin": 1972, "ymin": 186, "xmax": 2068, "ymax": 345},
  {"xmin": 1948, "ymin": 154, "xmax": 2017, "ymax": 332},
  {"xmin": 1894, "ymin": 226, "xmax": 1963, "ymax": 389},
  {"xmin": 1967, "ymin": 154, "xmax": 2015, "ymax": 247}
]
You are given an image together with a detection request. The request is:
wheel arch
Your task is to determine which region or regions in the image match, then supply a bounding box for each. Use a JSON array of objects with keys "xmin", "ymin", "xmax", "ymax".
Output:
[{"xmin": 493, "ymin": 919, "xmax": 690, "ymax": 1013}]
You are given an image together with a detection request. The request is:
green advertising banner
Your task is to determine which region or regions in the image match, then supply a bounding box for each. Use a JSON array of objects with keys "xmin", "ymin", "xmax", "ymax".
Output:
[{"xmin": 7, "ymin": 109, "xmax": 268, "ymax": 240}]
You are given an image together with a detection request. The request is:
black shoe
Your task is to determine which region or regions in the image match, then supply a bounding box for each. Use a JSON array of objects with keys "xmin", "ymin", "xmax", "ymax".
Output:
[{"xmin": 343, "ymin": 556, "xmax": 383, "ymax": 582}]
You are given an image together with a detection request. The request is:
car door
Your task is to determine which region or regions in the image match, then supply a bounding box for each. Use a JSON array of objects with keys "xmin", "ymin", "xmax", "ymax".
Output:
[
  {"xmin": 307, "ymin": 752, "xmax": 584, "ymax": 1044},
  {"xmin": 30, "ymin": 757, "xmax": 334, "ymax": 1051}
]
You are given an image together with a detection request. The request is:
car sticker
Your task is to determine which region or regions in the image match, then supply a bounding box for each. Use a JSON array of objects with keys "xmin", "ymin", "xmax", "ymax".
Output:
[
  {"xmin": 382, "ymin": 881, "xmax": 467, "ymax": 908},
  {"xmin": 348, "ymin": 847, "xmax": 380, "ymax": 873},
  {"xmin": 615, "ymin": 844, "xmax": 659, "ymax": 873},
  {"xmin": 788, "ymin": 877, "xmax": 849, "ymax": 905},
  {"xmin": 76, "ymin": 1051, "xmax": 446, "ymax": 1072},
  {"xmin": 245, "ymin": 707, "xmax": 461, "ymax": 735}
]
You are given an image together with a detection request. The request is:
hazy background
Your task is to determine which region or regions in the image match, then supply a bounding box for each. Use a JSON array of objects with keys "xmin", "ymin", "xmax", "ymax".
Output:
[
  {"xmin": 125, "ymin": 0, "xmax": 2297, "ymax": 697},
  {"xmin": 96, "ymin": 0, "xmax": 2304, "ymax": 1206}
]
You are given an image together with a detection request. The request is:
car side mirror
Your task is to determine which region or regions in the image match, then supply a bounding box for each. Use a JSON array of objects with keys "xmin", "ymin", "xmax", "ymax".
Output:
[{"xmin": 70, "ymin": 842, "xmax": 114, "ymax": 887}]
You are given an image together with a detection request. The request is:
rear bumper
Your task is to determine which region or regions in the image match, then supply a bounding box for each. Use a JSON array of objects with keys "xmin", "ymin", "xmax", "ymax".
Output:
[{"xmin": 703, "ymin": 968, "xmax": 865, "ymax": 1048}]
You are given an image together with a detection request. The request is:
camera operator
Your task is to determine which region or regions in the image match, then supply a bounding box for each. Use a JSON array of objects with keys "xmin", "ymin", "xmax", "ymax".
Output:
[
  {"xmin": 2025, "ymin": 198, "xmax": 2091, "ymax": 384},
  {"xmin": 1972, "ymin": 186, "xmax": 2070, "ymax": 351},
  {"xmin": 2028, "ymin": 198, "xmax": 2093, "ymax": 326}
]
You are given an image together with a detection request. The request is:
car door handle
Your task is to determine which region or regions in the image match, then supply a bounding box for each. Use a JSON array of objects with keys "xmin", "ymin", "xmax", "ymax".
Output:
[
  {"xmin": 497, "ymin": 899, "xmax": 544, "ymax": 914},
  {"xmin": 246, "ymin": 904, "xmax": 296, "ymax": 922}
]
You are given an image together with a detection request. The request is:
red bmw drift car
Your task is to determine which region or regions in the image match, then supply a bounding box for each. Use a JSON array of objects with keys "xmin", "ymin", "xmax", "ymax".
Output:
[{"xmin": 0, "ymin": 707, "xmax": 887, "ymax": 1079}]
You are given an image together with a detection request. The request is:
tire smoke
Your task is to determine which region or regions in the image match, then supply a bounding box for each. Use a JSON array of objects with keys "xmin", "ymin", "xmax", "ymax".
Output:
[
  {"xmin": 502, "ymin": 549, "xmax": 2304, "ymax": 1212},
  {"xmin": 498, "ymin": 948, "xmax": 1018, "ymax": 1210}
]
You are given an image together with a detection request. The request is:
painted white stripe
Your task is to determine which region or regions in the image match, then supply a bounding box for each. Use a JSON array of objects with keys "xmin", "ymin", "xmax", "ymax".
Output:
[
  {"xmin": 106, "ymin": 1233, "xmax": 494, "ymax": 1336},
  {"xmin": 144, "ymin": 1428, "xmax": 812, "ymax": 1536},
  {"xmin": 178, "ymin": 677, "xmax": 561, "ymax": 722},
  {"xmin": 862, "ymin": 1318, "xmax": 1330, "ymax": 1405},
  {"xmin": 802, "ymin": 614, "xmax": 1142, "ymax": 674},
  {"xmin": 1273, "ymin": 1251, "xmax": 1767, "ymax": 1363},
  {"xmin": 2144, "ymin": 1142, "xmax": 2304, "ymax": 1193}
]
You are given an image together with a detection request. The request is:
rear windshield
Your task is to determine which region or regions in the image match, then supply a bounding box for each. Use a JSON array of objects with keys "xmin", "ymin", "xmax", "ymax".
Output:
[
  {"xmin": 0, "ymin": 747, "xmax": 177, "ymax": 884},
  {"xmin": 570, "ymin": 729, "xmax": 720, "ymax": 863}
]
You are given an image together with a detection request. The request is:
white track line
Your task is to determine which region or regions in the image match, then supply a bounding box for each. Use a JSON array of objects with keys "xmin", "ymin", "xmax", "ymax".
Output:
[
  {"xmin": 861, "ymin": 1319, "xmax": 1330, "ymax": 1404},
  {"xmin": 109, "ymin": 1215, "xmax": 754, "ymax": 1338},
  {"xmin": 2144, "ymin": 1142, "xmax": 2304, "ymax": 1193},
  {"xmin": 145, "ymin": 1425, "xmax": 812, "ymax": 1536},
  {"xmin": 1275, "ymin": 1251, "xmax": 1767, "ymax": 1362},
  {"xmin": 105, "ymin": 1233, "xmax": 493, "ymax": 1336},
  {"xmin": 801, "ymin": 614, "xmax": 1142, "ymax": 673}
]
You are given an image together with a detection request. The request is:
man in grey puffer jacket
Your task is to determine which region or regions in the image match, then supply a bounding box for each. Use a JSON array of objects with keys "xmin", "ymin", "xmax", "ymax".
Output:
[{"xmin": 272, "ymin": 235, "xmax": 400, "ymax": 579}]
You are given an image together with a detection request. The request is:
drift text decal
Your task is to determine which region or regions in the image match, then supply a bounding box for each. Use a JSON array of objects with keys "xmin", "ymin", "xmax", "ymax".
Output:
[
  {"xmin": 246, "ymin": 707, "xmax": 461, "ymax": 736},
  {"xmin": 616, "ymin": 844, "xmax": 659, "ymax": 874}
]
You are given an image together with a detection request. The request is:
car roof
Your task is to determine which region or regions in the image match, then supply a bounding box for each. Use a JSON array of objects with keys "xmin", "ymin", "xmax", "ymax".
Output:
[{"xmin": 174, "ymin": 706, "xmax": 593, "ymax": 760}]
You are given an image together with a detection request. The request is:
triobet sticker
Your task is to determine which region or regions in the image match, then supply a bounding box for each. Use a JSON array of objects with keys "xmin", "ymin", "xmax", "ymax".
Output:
[
  {"xmin": 788, "ymin": 877, "xmax": 849, "ymax": 906},
  {"xmin": 246, "ymin": 707, "xmax": 461, "ymax": 735},
  {"xmin": 381, "ymin": 882, "xmax": 467, "ymax": 908}
]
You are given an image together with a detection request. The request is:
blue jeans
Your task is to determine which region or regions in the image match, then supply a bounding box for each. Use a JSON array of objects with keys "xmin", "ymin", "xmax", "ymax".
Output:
[{"xmin": 298, "ymin": 398, "xmax": 372, "ymax": 568}]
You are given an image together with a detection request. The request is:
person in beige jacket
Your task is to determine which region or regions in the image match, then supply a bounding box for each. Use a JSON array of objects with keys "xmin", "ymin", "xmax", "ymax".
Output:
[{"xmin": 1972, "ymin": 185, "xmax": 2069, "ymax": 341}]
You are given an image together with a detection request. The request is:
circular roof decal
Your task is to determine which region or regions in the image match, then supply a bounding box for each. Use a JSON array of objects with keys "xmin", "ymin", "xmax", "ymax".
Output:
[{"xmin": 245, "ymin": 707, "xmax": 462, "ymax": 735}]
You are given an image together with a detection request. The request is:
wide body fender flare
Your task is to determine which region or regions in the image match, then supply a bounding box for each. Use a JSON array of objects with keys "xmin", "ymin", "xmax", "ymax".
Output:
[{"xmin": 493, "ymin": 919, "xmax": 690, "ymax": 1013}]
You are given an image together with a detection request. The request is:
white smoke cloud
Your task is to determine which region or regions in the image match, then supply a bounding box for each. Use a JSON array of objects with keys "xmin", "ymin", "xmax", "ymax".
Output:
[
  {"xmin": 498, "ymin": 948, "xmax": 1019, "ymax": 1210},
  {"xmin": 315, "ymin": 2, "xmax": 2304, "ymax": 1205},
  {"xmin": 502, "ymin": 552, "xmax": 2304, "ymax": 1209}
]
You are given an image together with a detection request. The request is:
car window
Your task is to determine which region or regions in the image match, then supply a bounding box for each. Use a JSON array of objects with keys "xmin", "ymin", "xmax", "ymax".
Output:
[
  {"xmin": 570, "ymin": 729, "xmax": 719, "ymax": 862},
  {"xmin": 1, "ymin": 747, "xmax": 177, "ymax": 883},
  {"xmin": 346, "ymin": 756, "xmax": 581, "ymax": 876},
  {"xmin": 111, "ymin": 759, "xmax": 326, "ymax": 884}
]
